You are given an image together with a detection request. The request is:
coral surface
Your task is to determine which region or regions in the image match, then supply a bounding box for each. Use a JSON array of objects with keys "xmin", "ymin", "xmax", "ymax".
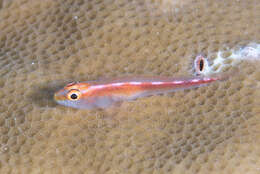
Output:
[{"xmin": 0, "ymin": 0, "xmax": 259, "ymax": 173}]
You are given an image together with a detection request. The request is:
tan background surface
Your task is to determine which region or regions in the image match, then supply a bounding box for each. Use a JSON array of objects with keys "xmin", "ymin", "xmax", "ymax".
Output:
[{"xmin": 0, "ymin": 0, "xmax": 259, "ymax": 173}]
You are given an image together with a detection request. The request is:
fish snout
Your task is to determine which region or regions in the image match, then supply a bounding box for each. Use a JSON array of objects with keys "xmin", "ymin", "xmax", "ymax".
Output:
[{"xmin": 54, "ymin": 90, "xmax": 66, "ymax": 101}]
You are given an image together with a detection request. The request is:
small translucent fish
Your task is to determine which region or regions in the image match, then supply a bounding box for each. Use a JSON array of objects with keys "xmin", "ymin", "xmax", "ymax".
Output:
[{"xmin": 54, "ymin": 73, "xmax": 231, "ymax": 109}]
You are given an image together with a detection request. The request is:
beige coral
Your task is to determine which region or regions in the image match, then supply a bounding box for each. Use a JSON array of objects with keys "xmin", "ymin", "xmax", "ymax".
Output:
[{"xmin": 0, "ymin": 0, "xmax": 259, "ymax": 173}]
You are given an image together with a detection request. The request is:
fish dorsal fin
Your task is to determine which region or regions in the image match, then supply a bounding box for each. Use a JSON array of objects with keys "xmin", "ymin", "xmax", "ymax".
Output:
[{"xmin": 65, "ymin": 82, "xmax": 91, "ymax": 90}]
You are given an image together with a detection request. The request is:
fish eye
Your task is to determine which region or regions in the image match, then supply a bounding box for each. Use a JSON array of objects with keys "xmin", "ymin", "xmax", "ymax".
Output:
[
  {"xmin": 70, "ymin": 93, "xmax": 78, "ymax": 100},
  {"xmin": 67, "ymin": 89, "xmax": 81, "ymax": 101}
]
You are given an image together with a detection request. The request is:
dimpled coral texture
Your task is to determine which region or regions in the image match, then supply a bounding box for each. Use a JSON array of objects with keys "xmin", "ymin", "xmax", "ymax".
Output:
[{"xmin": 0, "ymin": 0, "xmax": 260, "ymax": 174}]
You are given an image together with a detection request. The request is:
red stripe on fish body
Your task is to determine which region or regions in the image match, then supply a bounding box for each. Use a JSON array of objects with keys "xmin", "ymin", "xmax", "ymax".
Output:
[
  {"xmin": 54, "ymin": 75, "xmax": 224, "ymax": 109},
  {"xmin": 83, "ymin": 76, "xmax": 219, "ymax": 97}
]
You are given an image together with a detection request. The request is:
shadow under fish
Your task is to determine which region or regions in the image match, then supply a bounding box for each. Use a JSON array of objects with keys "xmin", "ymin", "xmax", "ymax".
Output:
[{"xmin": 29, "ymin": 81, "xmax": 69, "ymax": 108}]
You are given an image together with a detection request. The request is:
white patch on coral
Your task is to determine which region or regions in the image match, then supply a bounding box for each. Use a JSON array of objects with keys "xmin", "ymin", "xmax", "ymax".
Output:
[
  {"xmin": 200, "ymin": 43, "xmax": 260, "ymax": 74},
  {"xmin": 231, "ymin": 43, "xmax": 260, "ymax": 61}
]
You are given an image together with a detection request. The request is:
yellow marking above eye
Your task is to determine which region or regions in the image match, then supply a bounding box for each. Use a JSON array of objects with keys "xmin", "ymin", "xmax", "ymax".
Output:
[{"xmin": 67, "ymin": 89, "xmax": 81, "ymax": 101}]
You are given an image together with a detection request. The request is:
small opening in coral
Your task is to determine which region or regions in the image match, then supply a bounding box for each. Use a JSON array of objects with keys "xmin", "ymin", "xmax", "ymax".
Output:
[
  {"xmin": 194, "ymin": 54, "xmax": 208, "ymax": 75},
  {"xmin": 199, "ymin": 58, "xmax": 204, "ymax": 71}
]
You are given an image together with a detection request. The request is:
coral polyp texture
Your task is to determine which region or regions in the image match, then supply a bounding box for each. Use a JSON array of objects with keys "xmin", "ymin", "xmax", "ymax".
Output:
[{"xmin": 0, "ymin": 0, "xmax": 260, "ymax": 173}]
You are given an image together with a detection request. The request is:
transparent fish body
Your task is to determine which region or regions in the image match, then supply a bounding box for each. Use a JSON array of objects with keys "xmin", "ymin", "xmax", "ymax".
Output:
[{"xmin": 54, "ymin": 74, "xmax": 227, "ymax": 109}]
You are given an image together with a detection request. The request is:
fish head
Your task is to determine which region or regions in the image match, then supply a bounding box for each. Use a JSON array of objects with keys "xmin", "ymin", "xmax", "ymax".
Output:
[{"xmin": 54, "ymin": 82, "xmax": 93, "ymax": 109}]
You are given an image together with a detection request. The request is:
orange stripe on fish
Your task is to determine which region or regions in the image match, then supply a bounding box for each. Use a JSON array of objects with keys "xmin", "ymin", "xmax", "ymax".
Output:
[{"xmin": 54, "ymin": 72, "xmax": 230, "ymax": 109}]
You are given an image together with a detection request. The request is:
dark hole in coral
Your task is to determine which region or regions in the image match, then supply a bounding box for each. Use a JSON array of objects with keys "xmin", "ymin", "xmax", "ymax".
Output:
[{"xmin": 199, "ymin": 58, "xmax": 204, "ymax": 71}]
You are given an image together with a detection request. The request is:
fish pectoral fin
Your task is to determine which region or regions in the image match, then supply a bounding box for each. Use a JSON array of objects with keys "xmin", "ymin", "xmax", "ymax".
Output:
[
  {"xmin": 112, "ymin": 100, "xmax": 123, "ymax": 107},
  {"xmin": 101, "ymin": 101, "xmax": 124, "ymax": 120}
]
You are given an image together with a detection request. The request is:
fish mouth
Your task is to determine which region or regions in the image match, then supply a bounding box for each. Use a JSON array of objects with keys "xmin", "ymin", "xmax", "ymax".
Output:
[{"xmin": 54, "ymin": 94, "xmax": 68, "ymax": 107}]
